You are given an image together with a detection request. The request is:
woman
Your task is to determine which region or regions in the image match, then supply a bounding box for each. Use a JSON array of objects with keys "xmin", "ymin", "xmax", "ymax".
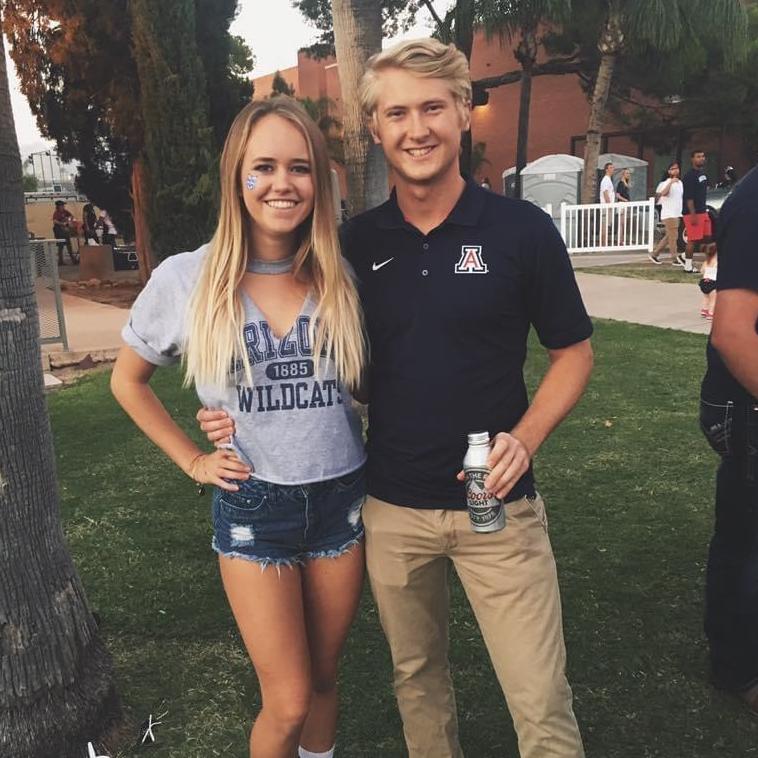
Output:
[
  {"xmin": 650, "ymin": 161, "xmax": 683, "ymax": 265},
  {"xmin": 111, "ymin": 97, "xmax": 367, "ymax": 758},
  {"xmin": 615, "ymin": 168, "xmax": 631, "ymax": 245}
]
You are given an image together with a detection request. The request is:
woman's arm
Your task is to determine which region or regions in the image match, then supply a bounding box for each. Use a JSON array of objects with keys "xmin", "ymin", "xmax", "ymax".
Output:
[{"xmin": 111, "ymin": 346, "xmax": 250, "ymax": 490}]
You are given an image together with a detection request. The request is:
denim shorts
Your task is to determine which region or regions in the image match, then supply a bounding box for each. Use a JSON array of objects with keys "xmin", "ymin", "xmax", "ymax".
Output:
[{"xmin": 211, "ymin": 465, "xmax": 366, "ymax": 568}]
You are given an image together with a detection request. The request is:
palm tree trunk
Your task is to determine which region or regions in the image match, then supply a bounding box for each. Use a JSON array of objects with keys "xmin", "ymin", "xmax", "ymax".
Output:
[
  {"xmin": 455, "ymin": 0, "xmax": 475, "ymax": 175},
  {"xmin": 131, "ymin": 157, "xmax": 154, "ymax": 284},
  {"xmin": 513, "ymin": 28, "xmax": 537, "ymax": 199},
  {"xmin": 581, "ymin": 51, "xmax": 616, "ymax": 204},
  {"xmin": 0, "ymin": 27, "xmax": 120, "ymax": 758},
  {"xmin": 331, "ymin": 0, "xmax": 388, "ymax": 214}
]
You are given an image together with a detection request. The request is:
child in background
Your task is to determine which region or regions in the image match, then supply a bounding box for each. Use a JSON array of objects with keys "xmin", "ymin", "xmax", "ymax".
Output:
[{"xmin": 699, "ymin": 243, "xmax": 718, "ymax": 320}]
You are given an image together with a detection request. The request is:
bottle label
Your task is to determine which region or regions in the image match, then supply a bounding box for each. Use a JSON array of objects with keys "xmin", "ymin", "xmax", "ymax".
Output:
[{"xmin": 465, "ymin": 467, "xmax": 502, "ymax": 527}]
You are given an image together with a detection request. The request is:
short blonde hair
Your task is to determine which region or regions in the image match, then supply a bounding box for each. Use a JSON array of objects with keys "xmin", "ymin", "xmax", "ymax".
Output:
[{"xmin": 359, "ymin": 38, "xmax": 472, "ymax": 117}]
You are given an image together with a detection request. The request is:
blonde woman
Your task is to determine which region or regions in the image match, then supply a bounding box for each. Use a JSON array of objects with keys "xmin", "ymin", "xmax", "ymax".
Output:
[{"xmin": 111, "ymin": 97, "xmax": 367, "ymax": 758}]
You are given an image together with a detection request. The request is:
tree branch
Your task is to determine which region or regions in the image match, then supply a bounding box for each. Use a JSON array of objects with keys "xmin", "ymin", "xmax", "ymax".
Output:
[
  {"xmin": 419, "ymin": 0, "xmax": 446, "ymax": 36},
  {"xmin": 473, "ymin": 57, "xmax": 583, "ymax": 90}
]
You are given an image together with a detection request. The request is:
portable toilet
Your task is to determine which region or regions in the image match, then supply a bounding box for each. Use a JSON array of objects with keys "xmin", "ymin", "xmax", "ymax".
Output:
[
  {"xmin": 598, "ymin": 153, "xmax": 649, "ymax": 201},
  {"xmin": 520, "ymin": 154, "xmax": 583, "ymax": 219},
  {"xmin": 501, "ymin": 166, "xmax": 517, "ymax": 198}
]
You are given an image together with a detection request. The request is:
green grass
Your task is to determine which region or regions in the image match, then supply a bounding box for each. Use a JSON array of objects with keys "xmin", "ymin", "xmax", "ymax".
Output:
[
  {"xmin": 49, "ymin": 320, "xmax": 758, "ymax": 758},
  {"xmin": 576, "ymin": 261, "xmax": 701, "ymax": 284}
]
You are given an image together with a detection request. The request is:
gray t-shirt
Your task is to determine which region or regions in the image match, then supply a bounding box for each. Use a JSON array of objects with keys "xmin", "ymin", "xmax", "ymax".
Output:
[{"xmin": 122, "ymin": 246, "xmax": 366, "ymax": 485}]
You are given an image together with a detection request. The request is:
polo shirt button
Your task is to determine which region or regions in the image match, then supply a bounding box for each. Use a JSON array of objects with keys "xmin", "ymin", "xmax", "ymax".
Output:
[
  {"xmin": 422, "ymin": 269, "xmax": 429, "ymax": 276},
  {"xmin": 422, "ymin": 243, "xmax": 429, "ymax": 250}
]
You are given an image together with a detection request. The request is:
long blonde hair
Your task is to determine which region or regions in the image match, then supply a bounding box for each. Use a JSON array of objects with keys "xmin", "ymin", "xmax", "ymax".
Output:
[{"xmin": 183, "ymin": 97, "xmax": 365, "ymax": 391}]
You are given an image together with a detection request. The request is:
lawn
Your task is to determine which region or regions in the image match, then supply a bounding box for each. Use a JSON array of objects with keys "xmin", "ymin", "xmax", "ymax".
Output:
[
  {"xmin": 49, "ymin": 319, "xmax": 758, "ymax": 758},
  {"xmin": 576, "ymin": 261, "xmax": 703, "ymax": 284}
]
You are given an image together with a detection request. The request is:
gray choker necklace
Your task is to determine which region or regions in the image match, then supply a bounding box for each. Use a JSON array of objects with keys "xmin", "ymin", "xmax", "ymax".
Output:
[{"xmin": 246, "ymin": 255, "xmax": 296, "ymax": 274}]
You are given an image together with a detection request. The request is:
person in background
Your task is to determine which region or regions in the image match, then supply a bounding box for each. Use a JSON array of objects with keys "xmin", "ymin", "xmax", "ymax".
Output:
[
  {"xmin": 82, "ymin": 203, "xmax": 99, "ymax": 245},
  {"xmin": 650, "ymin": 161, "xmax": 684, "ymax": 266},
  {"xmin": 615, "ymin": 168, "xmax": 631, "ymax": 245},
  {"xmin": 680, "ymin": 149, "xmax": 710, "ymax": 273},
  {"xmin": 698, "ymin": 243, "xmax": 718, "ymax": 319},
  {"xmin": 717, "ymin": 165, "xmax": 738, "ymax": 189},
  {"xmin": 98, "ymin": 210, "xmax": 118, "ymax": 246},
  {"xmin": 52, "ymin": 199, "xmax": 76, "ymax": 265},
  {"xmin": 599, "ymin": 162, "xmax": 615, "ymax": 247},
  {"xmin": 700, "ymin": 163, "xmax": 758, "ymax": 718}
]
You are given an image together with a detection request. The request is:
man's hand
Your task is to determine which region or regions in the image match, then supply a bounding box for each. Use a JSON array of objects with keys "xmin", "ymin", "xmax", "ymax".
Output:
[
  {"xmin": 456, "ymin": 432, "xmax": 531, "ymax": 501},
  {"xmin": 186, "ymin": 449, "xmax": 250, "ymax": 492},
  {"xmin": 196, "ymin": 407, "xmax": 235, "ymax": 446}
]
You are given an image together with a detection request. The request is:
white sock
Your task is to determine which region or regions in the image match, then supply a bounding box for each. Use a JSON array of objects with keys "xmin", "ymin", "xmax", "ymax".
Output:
[
  {"xmin": 298, "ymin": 747, "xmax": 335, "ymax": 758},
  {"xmin": 684, "ymin": 259, "xmax": 693, "ymax": 271}
]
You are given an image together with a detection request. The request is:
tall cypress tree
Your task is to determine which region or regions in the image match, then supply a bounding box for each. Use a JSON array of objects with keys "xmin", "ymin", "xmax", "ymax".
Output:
[{"xmin": 131, "ymin": 0, "xmax": 217, "ymax": 259}]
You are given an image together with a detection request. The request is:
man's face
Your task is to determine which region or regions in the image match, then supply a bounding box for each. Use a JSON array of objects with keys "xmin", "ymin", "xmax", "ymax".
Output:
[
  {"xmin": 369, "ymin": 67, "xmax": 470, "ymax": 187},
  {"xmin": 669, "ymin": 164, "xmax": 680, "ymax": 179},
  {"xmin": 692, "ymin": 152, "xmax": 706, "ymax": 169},
  {"xmin": 606, "ymin": 164, "xmax": 614, "ymax": 176}
]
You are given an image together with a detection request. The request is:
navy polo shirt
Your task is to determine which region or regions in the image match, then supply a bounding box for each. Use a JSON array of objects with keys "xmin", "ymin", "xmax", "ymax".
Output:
[
  {"xmin": 683, "ymin": 168, "xmax": 708, "ymax": 214},
  {"xmin": 342, "ymin": 180, "xmax": 593, "ymax": 510}
]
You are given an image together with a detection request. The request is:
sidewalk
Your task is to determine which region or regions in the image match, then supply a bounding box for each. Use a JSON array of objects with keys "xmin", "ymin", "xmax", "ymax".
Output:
[
  {"xmin": 40, "ymin": 289, "xmax": 129, "ymax": 366},
  {"xmin": 575, "ymin": 272, "xmax": 710, "ymax": 335}
]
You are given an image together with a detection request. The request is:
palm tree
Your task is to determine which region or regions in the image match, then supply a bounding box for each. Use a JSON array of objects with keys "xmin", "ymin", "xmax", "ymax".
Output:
[
  {"xmin": 331, "ymin": 0, "xmax": 388, "ymax": 214},
  {"xmin": 480, "ymin": 0, "xmax": 572, "ymax": 198},
  {"xmin": 0, "ymin": 23, "xmax": 120, "ymax": 758},
  {"xmin": 299, "ymin": 96, "xmax": 345, "ymax": 165},
  {"xmin": 580, "ymin": 0, "xmax": 748, "ymax": 203}
]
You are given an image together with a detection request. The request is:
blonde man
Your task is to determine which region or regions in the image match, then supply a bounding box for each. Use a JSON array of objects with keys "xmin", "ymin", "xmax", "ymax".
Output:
[{"xmin": 200, "ymin": 39, "xmax": 592, "ymax": 758}]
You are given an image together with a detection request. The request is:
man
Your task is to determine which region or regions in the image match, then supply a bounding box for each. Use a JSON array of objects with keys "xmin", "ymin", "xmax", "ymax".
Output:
[
  {"xmin": 680, "ymin": 150, "xmax": 711, "ymax": 273},
  {"xmin": 599, "ymin": 161, "xmax": 615, "ymax": 247},
  {"xmin": 199, "ymin": 39, "xmax": 592, "ymax": 757},
  {"xmin": 700, "ymin": 164, "xmax": 758, "ymax": 716},
  {"xmin": 52, "ymin": 199, "xmax": 76, "ymax": 265}
]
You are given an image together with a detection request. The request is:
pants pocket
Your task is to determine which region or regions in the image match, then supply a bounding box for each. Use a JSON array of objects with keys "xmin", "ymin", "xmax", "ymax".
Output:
[
  {"xmin": 700, "ymin": 399, "xmax": 734, "ymax": 456},
  {"xmin": 524, "ymin": 493, "xmax": 549, "ymax": 534}
]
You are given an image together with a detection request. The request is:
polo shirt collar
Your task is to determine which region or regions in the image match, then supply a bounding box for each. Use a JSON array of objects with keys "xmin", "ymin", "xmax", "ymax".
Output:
[{"xmin": 375, "ymin": 177, "xmax": 487, "ymax": 230}]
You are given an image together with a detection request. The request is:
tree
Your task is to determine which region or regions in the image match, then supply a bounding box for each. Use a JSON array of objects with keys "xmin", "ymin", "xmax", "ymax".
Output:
[
  {"xmin": 5, "ymin": 0, "xmax": 253, "ymax": 277},
  {"xmin": 479, "ymin": 0, "xmax": 572, "ymax": 197},
  {"xmin": 573, "ymin": 0, "xmax": 748, "ymax": 203},
  {"xmin": 130, "ymin": 0, "xmax": 217, "ymax": 260},
  {"xmin": 0, "ymin": 23, "xmax": 120, "ymax": 758},
  {"xmin": 300, "ymin": 96, "xmax": 345, "ymax": 164},
  {"xmin": 330, "ymin": 0, "xmax": 389, "ymax": 214},
  {"xmin": 22, "ymin": 173, "xmax": 38, "ymax": 192},
  {"xmin": 271, "ymin": 70, "xmax": 296, "ymax": 96}
]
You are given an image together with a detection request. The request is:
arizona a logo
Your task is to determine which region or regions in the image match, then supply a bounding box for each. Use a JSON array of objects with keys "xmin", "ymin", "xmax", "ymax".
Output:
[{"xmin": 455, "ymin": 245, "xmax": 488, "ymax": 274}]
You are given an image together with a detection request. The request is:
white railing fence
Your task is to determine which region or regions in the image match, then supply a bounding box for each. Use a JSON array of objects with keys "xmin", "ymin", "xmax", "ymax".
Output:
[{"xmin": 560, "ymin": 197, "xmax": 656, "ymax": 254}]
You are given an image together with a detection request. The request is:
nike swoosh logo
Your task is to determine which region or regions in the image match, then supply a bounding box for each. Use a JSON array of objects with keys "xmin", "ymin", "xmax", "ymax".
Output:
[{"xmin": 372, "ymin": 258, "xmax": 394, "ymax": 271}]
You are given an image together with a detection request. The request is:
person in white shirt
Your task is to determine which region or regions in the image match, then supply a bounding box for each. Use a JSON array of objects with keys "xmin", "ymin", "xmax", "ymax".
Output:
[
  {"xmin": 650, "ymin": 161, "xmax": 684, "ymax": 265},
  {"xmin": 599, "ymin": 162, "xmax": 615, "ymax": 247}
]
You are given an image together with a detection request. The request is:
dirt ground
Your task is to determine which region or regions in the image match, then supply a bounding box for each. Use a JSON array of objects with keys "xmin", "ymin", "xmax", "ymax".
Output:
[{"xmin": 57, "ymin": 263, "xmax": 143, "ymax": 308}]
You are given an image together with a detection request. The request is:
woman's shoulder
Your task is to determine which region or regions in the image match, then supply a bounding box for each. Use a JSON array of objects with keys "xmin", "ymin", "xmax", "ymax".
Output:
[{"xmin": 148, "ymin": 244, "xmax": 209, "ymax": 294}]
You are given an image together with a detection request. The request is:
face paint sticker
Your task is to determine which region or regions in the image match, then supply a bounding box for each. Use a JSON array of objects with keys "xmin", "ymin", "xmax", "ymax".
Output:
[{"xmin": 245, "ymin": 173, "xmax": 257, "ymax": 191}]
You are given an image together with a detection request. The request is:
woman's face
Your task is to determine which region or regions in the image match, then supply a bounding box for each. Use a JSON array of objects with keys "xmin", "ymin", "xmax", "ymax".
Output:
[
  {"xmin": 669, "ymin": 164, "xmax": 680, "ymax": 178},
  {"xmin": 240, "ymin": 114, "xmax": 316, "ymax": 245},
  {"xmin": 623, "ymin": 169, "xmax": 631, "ymax": 181}
]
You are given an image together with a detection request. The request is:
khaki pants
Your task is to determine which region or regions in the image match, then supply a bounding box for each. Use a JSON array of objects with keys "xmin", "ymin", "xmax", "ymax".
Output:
[
  {"xmin": 363, "ymin": 495, "xmax": 584, "ymax": 758},
  {"xmin": 654, "ymin": 217, "xmax": 680, "ymax": 259}
]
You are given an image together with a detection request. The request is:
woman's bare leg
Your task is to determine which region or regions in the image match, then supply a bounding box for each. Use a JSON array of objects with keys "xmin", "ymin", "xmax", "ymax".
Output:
[
  {"xmin": 219, "ymin": 556, "xmax": 312, "ymax": 758},
  {"xmin": 299, "ymin": 543, "xmax": 365, "ymax": 753}
]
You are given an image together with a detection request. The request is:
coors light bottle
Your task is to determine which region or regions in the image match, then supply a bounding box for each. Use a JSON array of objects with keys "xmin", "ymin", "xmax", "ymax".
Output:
[{"xmin": 464, "ymin": 431, "xmax": 505, "ymax": 533}]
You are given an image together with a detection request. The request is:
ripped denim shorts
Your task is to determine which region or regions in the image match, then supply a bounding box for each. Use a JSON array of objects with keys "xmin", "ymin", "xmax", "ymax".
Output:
[{"xmin": 211, "ymin": 465, "xmax": 366, "ymax": 569}]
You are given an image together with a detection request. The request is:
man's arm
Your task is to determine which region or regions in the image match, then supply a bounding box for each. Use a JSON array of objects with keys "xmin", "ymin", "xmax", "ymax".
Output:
[
  {"xmin": 602, "ymin": 183, "xmax": 612, "ymax": 204},
  {"xmin": 458, "ymin": 339, "xmax": 594, "ymax": 499},
  {"xmin": 711, "ymin": 289, "xmax": 758, "ymax": 398}
]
